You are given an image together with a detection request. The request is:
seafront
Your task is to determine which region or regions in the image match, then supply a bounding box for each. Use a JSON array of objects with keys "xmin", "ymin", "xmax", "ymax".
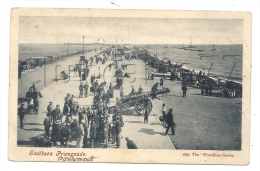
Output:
[
  {"xmin": 17, "ymin": 44, "xmax": 242, "ymax": 150},
  {"xmin": 17, "ymin": 50, "xmax": 175, "ymax": 149}
]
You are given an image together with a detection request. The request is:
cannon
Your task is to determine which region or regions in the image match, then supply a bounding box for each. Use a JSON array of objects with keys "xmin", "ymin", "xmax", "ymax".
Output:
[
  {"xmin": 151, "ymin": 72, "xmax": 171, "ymax": 79},
  {"xmin": 108, "ymin": 88, "xmax": 170, "ymax": 114}
]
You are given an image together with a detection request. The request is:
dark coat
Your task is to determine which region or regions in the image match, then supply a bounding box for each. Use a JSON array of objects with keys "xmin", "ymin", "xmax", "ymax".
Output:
[
  {"xmin": 166, "ymin": 111, "xmax": 175, "ymax": 126},
  {"xmin": 18, "ymin": 106, "xmax": 25, "ymax": 118},
  {"xmin": 90, "ymin": 121, "xmax": 97, "ymax": 139},
  {"xmin": 52, "ymin": 108, "xmax": 61, "ymax": 121},
  {"xmin": 182, "ymin": 85, "xmax": 187, "ymax": 91}
]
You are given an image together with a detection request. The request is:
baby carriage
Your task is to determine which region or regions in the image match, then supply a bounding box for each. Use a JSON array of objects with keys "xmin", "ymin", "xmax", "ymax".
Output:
[{"xmin": 60, "ymin": 71, "xmax": 69, "ymax": 79}]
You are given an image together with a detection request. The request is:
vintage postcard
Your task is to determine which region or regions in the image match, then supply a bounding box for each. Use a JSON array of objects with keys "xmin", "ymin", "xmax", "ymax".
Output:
[{"xmin": 9, "ymin": 8, "xmax": 251, "ymax": 164}]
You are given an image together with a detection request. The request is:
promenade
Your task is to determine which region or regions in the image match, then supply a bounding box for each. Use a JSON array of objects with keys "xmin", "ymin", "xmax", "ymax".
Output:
[{"xmin": 17, "ymin": 50, "xmax": 175, "ymax": 149}]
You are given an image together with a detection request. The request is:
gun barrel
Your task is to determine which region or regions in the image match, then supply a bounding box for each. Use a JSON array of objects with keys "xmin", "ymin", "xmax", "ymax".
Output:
[{"xmin": 121, "ymin": 88, "xmax": 170, "ymax": 102}]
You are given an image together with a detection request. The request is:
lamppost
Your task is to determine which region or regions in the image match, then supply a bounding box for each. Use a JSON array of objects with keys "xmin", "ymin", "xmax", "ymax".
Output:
[{"xmin": 127, "ymin": 26, "xmax": 129, "ymax": 45}]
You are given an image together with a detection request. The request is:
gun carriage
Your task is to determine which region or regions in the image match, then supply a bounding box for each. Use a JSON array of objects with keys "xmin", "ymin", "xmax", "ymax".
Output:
[{"xmin": 108, "ymin": 88, "xmax": 170, "ymax": 114}]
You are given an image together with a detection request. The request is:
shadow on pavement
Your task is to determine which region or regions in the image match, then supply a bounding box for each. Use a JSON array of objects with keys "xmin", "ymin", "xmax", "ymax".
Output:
[
  {"xmin": 149, "ymin": 122, "xmax": 161, "ymax": 126},
  {"xmin": 125, "ymin": 121, "xmax": 143, "ymax": 124},
  {"xmin": 138, "ymin": 128, "xmax": 164, "ymax": 135}
]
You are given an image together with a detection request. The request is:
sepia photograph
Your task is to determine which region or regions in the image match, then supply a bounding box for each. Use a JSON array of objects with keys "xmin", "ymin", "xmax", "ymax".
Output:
[{"xmin": 8, "ymin": 8, "xmax": 251, "ymax": 164}]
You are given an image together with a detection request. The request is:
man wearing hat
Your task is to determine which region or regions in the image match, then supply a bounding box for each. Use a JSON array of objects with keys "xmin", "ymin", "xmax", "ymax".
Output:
[
  {"xmin": 43, "ymin": 113, "xmax": 52, "ymax": 137},
  {"xmin": 165, "ymin": 108, "xmax": 176, "ymax": 135},
  {"xmin": 52, "ymin": 105, "xmax": 61, "ymax": 123},
  {"xmin": 79, "ymin": 83, "xmax": 84, "ymax": 98},
  {"xmin": 47, "ymin": 102, "xmax": 53, "ymax": 117},
  {"xmin": 18, "ymin": 103, "xmax": 26, "ymax": 129}
]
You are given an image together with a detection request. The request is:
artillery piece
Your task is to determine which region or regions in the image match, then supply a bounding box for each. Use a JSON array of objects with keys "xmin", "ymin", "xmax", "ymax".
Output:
[{"xmin": 108, "ymin": 88, "xmax": 170, "ymax": 114}]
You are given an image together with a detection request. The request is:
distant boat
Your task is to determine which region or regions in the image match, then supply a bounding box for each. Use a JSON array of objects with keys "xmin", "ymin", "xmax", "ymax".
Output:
[{"xmin": 188, "ymin": 36, "xmax": 196, "ymax": 48}]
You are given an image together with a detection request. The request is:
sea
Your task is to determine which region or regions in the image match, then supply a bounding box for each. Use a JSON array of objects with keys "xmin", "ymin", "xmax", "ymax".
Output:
[
  {"xmin": 138, "ymin": 44, "xmax": 243, "ymax": 82},
  {"xmin": 19, "ymin": 44, "xmax": 243, "ymax": 82}
]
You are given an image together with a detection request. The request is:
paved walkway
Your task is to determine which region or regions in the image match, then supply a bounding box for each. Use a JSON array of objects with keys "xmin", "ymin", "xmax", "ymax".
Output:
[{"xmin": 17, "ymin": 51, "xmax": 175, "ymax": 149}]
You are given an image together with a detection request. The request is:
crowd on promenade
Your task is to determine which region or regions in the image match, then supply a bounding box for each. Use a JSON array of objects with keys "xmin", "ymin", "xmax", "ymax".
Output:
[
  {"xmin": 38, "ymin": 51, "xmax": 128, "ymax": 148},
  {"xmin": 18, "ymin": 48, "xmax": 177, "ymax": 149}
]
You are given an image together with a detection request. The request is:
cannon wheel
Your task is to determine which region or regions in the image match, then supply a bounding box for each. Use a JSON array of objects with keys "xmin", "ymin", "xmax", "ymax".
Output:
[{"xmin": 134, "ymin": 97, "xmax": 153, "ymax": 114}]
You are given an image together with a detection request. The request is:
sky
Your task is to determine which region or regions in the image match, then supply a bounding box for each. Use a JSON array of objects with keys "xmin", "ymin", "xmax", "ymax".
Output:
[{"xmin": 19, "ymin": 16, "xmax": 243, "ymax": 44}]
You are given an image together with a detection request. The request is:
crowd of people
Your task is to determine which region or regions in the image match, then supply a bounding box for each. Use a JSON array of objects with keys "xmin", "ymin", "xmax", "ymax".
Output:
[
  {"xmin": 40, "ymin": 51, "xmax": 127, "ymax": 148},
  {"xmin": 43, "ymin": 97, "xmax": 124, "ymax": 148},
  {"xmin": 19, "ymin": 48, "xmax": 177, "ymax": 149}
]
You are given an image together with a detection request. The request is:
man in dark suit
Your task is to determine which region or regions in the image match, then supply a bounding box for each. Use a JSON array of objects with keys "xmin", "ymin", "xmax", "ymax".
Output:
[
  {"xmin": 182, "ymin": 84, "xmax": 188, "ymax": 97},
  {"xmin": 18, "ymin": 104, "xmax": 26, "ymax": 129},
  {"xmin": 165, "ymin": 108, "xmax": 176, "ymax": 135},
  {"xmin": 125, "ymin": 137, "xmax": 138, "ymax": 149}
]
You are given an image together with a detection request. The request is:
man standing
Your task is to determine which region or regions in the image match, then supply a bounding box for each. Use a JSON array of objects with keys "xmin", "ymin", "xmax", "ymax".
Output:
[
  {"xmin": 79, "ymin": 83, "xmax": 84, "ymax": 98},
  {"xmin": 52, "ymin": 105, "xmax": 62, "ymax": 123},
  {"xmin": 18, "ymin": 104, "xmax": 26, "ymax": 129},
  {"xmin": 160, "ymin": 76, "xmax": 165, "ymax": 87},
  {"xmin": 181, "ymin": 84, "xmax": 188, "ymax": 97},
  {"xmin": 43, "ymin": 113, "xmax": 52, "ymax": 137},
  {"xmin": 84, "ymin": 82, "xmax": 89, "ymax": 98},
  {"xmin": 47, "ymin": 102, "xmax": 53, "ymax": 118},
  {"xmin": 165, "ymin": 109, "xmax": 176, "ymax": 135}
]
